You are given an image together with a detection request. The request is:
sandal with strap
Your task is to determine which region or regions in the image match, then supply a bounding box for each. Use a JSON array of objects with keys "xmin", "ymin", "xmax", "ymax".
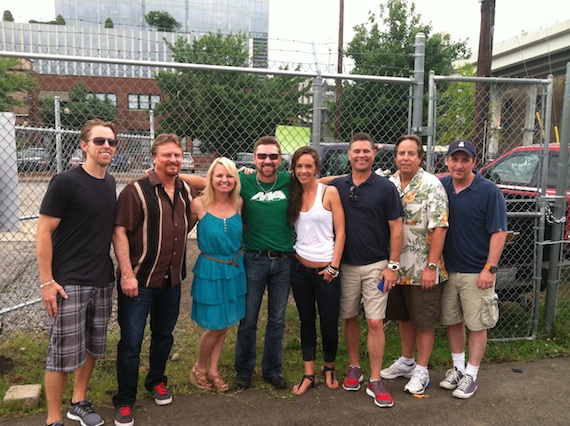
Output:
[
  {"xmin": 190, "ymin": 365, "xmax": 212, "ymax": 390},
  {"xmin": 322, "ymin": 365, "xmax": 340, "ymax": 390},
  {"xmin": 292, "ymin": 374, "xmax": 316, "ymax": 395},
  {"xmin": 208, "ymin": 374, "xmax": 229, "ymax": 392}
]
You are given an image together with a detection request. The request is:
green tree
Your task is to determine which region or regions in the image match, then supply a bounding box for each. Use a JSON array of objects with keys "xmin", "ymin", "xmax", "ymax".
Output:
[
  {"xmin": 145, "ymin": 11, "xmax": 181, "ymax": 32},
  {"xmin": 436, "ymin": 63, "xmax": 476, "ymax": 144},
  {"xmin": 155, "ymin": 32, "xmax": 311, "ymax": 155},
  {"xmin": 29, "ymin": 15, "xmax": 66, "ymax": 25},
  {"xmin": 104, "ymin": 17, "xmax": 114, "ymax": 28},
  {"xmin": 0, "ymin": 57, "xmax": 37, "ymax": 111},
  {"xmin": 3, "ymin": 10, "xmax": 14, "ymax": 21},
  {"xmin": 332, "ymin": 0, "xmax": 470, "ymax": 143},
  {"xmin": 40, "ymin": 83, "xmax": 118, "ymax": 162}
]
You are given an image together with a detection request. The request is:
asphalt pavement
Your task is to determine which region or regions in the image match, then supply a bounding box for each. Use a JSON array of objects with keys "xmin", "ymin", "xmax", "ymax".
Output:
[{"xmin": 2, "ymin": 357, "xmax": 569, "ymax": 425}]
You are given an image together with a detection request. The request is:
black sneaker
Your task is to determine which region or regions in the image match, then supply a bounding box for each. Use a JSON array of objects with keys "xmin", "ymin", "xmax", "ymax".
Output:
[
  {"xmin": 264, "ymin": 375, "xmax": 287, "ymax": 389},
  {"xmin": 235, "ymin": 375, "xmax": 251, "ymax": 389},
  {"xmin": 151, "ymin": 381, "xmax": 173, "ymax": 406},
  {"xmin": 67, "ymin": 399, "xmax": 104, "ymax": 426},
  {"xmin": 114, "ymin": 406, "xmax": 134, "ymax": 426}
]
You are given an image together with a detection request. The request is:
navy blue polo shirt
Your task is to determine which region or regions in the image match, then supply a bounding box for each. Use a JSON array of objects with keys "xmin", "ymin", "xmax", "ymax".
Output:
[
  {"xmin": 441, "ymin": 172, "xmax": 508, "ymax": 273},
  {"xmin": 330, "ymin": 172, "xmax": 404, "ymax": 266}
]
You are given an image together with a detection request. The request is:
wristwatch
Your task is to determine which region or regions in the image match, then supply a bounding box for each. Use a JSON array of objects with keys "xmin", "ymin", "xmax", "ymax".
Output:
[
  {"xmin": 387, "ymin": 261, "xmax": 400, "ymax": 271},
  {"xmin": 427, "ymin": 263, "xmax": 437, "ymax": 271},
  {"xmin": 485, "ymin": 264, "xmax": 498, "ymax": 274}
]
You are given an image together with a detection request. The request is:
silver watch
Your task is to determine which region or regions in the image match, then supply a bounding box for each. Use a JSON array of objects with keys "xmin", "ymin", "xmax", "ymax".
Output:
[{"xmin": 387, "ymin": 261, "xmax": 400, "ymax": 271}]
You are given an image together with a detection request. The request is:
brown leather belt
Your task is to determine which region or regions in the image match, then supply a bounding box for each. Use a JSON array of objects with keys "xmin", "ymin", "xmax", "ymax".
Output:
[{"xmin": 200, "ymin": 252, "xmax": 240, "ymax": 267}]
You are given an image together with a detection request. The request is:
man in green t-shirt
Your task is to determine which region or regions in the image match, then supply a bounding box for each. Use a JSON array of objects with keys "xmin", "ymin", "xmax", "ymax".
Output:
[{"xmin": 234, "ymin": 136, "xmax": 294, "ymax": 389}]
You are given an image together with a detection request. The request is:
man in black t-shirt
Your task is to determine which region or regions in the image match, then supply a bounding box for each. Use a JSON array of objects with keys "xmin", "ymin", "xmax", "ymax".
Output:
[{"xmin": 36, "ymin": 119, "xmax": 117, "ymax": 426}]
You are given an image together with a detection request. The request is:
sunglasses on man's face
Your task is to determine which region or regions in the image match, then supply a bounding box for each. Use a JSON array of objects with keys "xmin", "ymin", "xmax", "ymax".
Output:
[
  {"xmin": 89, "ymin": 137, "xmax": 118, "ymax": 147},
  {"xmin": 256, "ymin": 153, "xmax": 280, "ymax": 161}
]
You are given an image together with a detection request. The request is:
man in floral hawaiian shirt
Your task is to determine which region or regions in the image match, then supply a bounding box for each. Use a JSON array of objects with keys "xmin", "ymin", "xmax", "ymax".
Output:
[{"xmin": 380, "ymin": 134, "xmax": 449, "ymax": 396}]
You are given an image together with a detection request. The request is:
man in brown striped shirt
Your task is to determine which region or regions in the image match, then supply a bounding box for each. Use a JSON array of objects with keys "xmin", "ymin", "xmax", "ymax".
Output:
[{"xmin": 112, "ymin": 134, "xmax": 194, "ymax": 426}]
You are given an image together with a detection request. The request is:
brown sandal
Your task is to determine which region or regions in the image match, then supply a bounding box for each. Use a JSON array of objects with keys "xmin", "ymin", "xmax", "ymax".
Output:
[
  {"xmin": 190, "ymin": 365, "xmax": 212, "ymax": 390},
  {"xmin": 208, "ymin": 374, "xmax": 229, "ymax": 392}
]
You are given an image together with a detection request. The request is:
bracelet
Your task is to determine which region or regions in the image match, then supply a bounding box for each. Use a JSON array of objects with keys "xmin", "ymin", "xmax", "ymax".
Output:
[
  {"xmin": 329, "ymin": 265, "xmax": 339, "ymax": 271},
  {"xmin": 121, "ymin": 274, "xmax": 135, "ymax": 281},
  {"xmin": 326, "ymin": 265, "xmax": 340, "ymax": 278},
  {"xmin": 40, "ymin": 279, "xmax": 55, "ymax": 289}
]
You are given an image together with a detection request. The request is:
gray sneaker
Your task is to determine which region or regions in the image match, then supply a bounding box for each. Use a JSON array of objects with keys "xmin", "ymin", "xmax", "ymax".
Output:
[
  {"xmin": 404, "ymin": 369, "xmax": 430, "ymax": 394},
  {"xmin": 67, "ymin": 399, "xmax": 104, "ymax": 426},
  {"xmin": 439, "ymin": 367, "xmax": 464, "ymax": 390},
  {"xmin": 342, "ymin": 366, "xmax": 364, "ymax": 391},
  {"xmin": 452, "ymin": 374, "xmax": 478, "ymax": 399},
  {"xmin": 381, "ymin": 359, "xmax": 416, "ymax": 380}
]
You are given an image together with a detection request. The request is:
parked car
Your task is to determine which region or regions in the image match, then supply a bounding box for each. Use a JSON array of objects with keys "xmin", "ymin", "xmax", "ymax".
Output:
[
  {"xmin": 478, "ymin": 144, "xmax": 570, "ymax": 302},
  {"xmin": 110, "ymin": 154, "xmax": 133, "ymax": 172},
  {"xmin": 234, "ymin": 152, "xmax": 255, "ymax": 169},
  {"xmin": 67, "ymin": 149, "xmax": 85, "ymax": 169},
  {"xmin": 181, "ymin": 152, "xmax": 195, "ymax": 173},
  {"xmin": 17, "ymin": 147, "xmax": 51, "ymax": 172},
  {"xmin": 318, "ymin": 142, "xmax": 396, "ymax": 177}
]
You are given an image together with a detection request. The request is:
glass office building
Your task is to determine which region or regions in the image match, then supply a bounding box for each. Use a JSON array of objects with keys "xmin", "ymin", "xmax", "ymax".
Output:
[{"xmin": 55, "ymin": 0, "xmax": 269, "ymax": 66}]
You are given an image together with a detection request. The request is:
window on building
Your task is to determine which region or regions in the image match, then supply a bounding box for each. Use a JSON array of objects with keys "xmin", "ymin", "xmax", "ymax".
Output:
[
  {"xmin": 128, "ymin": 94, "xmax": 160, "ymax": 110},
  {"xmin": 87, "ymin": 93, "xmax": 118, "ymax": 106}
]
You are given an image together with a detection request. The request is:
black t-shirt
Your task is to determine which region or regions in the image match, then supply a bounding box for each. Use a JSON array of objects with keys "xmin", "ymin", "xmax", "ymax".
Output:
[{"xmin": 40, "ymin": 167, "xmax": 116, "ymax": 286}]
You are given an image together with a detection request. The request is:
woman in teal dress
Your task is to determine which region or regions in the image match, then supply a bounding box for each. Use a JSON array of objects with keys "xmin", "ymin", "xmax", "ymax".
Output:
[{"xmin": 189, "ymin": 157, "xmax": 246, "ymax": 392}]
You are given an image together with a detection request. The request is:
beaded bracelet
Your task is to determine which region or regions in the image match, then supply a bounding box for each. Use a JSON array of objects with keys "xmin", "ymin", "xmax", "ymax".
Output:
[
  {"xmin": 40, "ymin": 279, "xmax": 55, "ymax": 289},
  {"xmin": 325, "ymin": 265, "xmax": 340, "ymax": 278}
]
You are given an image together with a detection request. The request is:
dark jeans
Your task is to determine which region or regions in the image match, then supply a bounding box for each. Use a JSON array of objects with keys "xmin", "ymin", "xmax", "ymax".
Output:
[
  {"xmin": 234, "ymin": 251, "xmax": 292, "ymax": 378},
  {"xmin": 290, "ymin": 259, "xmax": 340, "ymax": 362},
  {"xmin": 113, "ymin": 284, "xmax": 181, "ymax": 408}
]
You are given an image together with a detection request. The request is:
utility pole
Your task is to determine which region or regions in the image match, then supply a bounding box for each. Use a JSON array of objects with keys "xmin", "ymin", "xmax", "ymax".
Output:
[
  {"xmin": 334, "ymin": 0, "xmax": 344, "ymax": 141},
  {"xmin": 474, "ymin": 0, "xmax": 495, "ymax": 158}
]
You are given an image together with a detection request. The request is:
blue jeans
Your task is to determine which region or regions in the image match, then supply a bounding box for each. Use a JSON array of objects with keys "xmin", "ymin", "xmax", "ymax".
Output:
[
  {"xmin": 113, "ymin": 285, "xmax": 181, "ymax": 408},
  {"xmin": 234, "ymin": 251, "xmax": 292, "ymax": 378}
]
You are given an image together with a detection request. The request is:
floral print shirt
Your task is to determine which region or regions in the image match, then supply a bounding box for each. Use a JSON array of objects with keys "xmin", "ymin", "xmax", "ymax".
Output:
[{"xmin": 389, "ymin": 168, "xmax": 449, "ymax": 285}]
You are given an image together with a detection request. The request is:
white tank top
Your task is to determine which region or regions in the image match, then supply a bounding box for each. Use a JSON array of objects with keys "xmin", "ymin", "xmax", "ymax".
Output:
[{"xmin": 294, "ymin": 183, "xmax": 335, "ymax": 262}]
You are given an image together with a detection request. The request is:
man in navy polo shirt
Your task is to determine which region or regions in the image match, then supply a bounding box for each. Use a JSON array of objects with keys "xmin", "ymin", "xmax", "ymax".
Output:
[
  {"xmin": 330, "ymin": 132, "xmax": 404, "ymax": 408},
  {"xmin": 438, "ymin": 139, "xmax": 507, "ymax": 399}
]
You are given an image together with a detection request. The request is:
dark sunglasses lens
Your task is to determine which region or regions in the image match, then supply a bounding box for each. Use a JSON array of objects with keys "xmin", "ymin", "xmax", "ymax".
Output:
[
  {"xmin": 257, "ymin": 153, "xmax": 279, "ymax": 160},
  {"xmin": 92, "ymin": 137, "xmax": 118, "ymax": 147}
]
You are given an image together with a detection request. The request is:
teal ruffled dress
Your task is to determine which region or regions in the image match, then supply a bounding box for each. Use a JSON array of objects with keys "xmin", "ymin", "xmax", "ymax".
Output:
[{"xmin": 191, "ymin": 212, "xmax": 246, "ymax": 330}]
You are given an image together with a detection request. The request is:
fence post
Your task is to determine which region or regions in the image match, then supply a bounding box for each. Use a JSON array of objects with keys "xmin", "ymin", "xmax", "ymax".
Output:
[
  {"xmin": 311, "ymin": 73, "xmax": 323, "ymax": 149},
  {"xmin": 54, "ymin": 96, "xmax": 63, "ymax": 174},
  {"xmin": 411, "ymin": 32, "xmax": 425, "ymax": 137},
  {"xmin": 544, "ymin": 66, "xmax": 570, "ymax": 335}
]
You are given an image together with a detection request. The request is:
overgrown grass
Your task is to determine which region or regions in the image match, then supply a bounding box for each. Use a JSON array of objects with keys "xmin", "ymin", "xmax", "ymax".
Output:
[{"xmin": 1, "ymin": 296, "xmax": 570, "ymax": 419}]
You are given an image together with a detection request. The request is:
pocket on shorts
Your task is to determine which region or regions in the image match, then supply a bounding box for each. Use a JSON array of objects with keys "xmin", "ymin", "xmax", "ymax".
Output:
[{"xmin": 481, "ymin": 293, "xmax": 499, "ymax": 328}]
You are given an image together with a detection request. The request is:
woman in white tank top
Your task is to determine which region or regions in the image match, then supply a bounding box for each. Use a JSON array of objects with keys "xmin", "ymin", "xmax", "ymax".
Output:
[{"xmin": 287, "ymin": 146, "xmax": 345, "ymax": 395}]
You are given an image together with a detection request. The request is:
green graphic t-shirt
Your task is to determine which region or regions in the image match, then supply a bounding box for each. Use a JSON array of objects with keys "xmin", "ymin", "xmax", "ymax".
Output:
[{"xmin": 239, "ymin": 171, "xmax": 294, "ymax": 252}]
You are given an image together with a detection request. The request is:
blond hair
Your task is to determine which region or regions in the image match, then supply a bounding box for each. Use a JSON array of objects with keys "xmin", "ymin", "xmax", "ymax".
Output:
[{"xmin": 201, "ymin": 157, "xmax": 241, "ymax": 208}]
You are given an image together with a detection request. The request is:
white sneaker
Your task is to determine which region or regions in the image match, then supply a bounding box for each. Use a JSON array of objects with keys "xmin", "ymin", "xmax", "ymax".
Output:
[
  {"xmin": 381, "ymin": 359, "xmax": 416, "ymax": 380},
  {"xmin": 404, "ymin": 369, "xmax": 430, "ymax": 394}
]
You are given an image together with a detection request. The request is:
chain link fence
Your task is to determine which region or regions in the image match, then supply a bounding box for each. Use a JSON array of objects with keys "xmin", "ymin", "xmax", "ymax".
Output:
[
  {"xmin": 0, "ymin": 51, "xmax": 567, "ymax": 346},
  {"xmin": 429, "ymin": 74, "xmax": 570, "ymax": 340}
]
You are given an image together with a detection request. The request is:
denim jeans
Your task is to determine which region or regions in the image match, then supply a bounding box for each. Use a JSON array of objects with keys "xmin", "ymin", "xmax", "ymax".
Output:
[
  {"xmin": 291, "ymin": 259, "xmax": 340, "ymax": 363},
  {"xmin": 234, "ymin": 251, "xmax": 292, "ymax": 378},
  {"xmin": 113, "ymin": 284, "xmax": 181, "ymax": 408}
]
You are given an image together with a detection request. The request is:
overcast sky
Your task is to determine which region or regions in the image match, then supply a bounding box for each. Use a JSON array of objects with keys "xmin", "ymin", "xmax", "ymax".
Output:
[{"xmin": 4, "ymin": 0, "xmax": 568, "ymax": 71}]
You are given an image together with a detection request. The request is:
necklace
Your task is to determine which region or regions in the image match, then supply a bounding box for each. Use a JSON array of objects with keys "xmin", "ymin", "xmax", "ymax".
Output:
[{"xmin": 256, "ymin": 173, "xmax": 278, "ymax": 194}]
